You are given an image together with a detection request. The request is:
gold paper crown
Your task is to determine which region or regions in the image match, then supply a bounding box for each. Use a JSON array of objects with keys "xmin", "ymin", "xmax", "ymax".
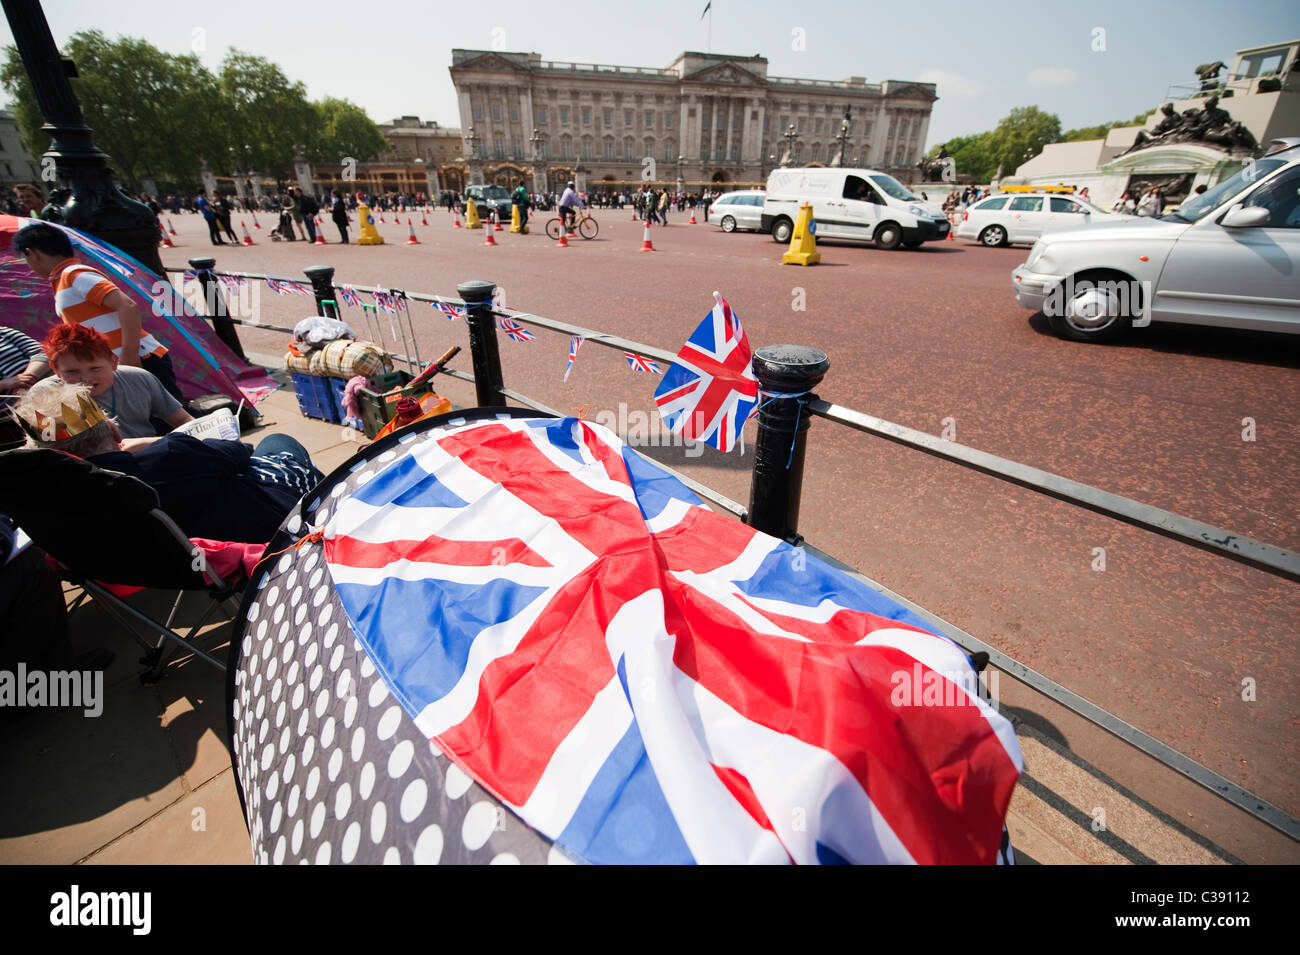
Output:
[{"xmin": 15, "ymin": 392, "xmax": 109, "ymax": 445}]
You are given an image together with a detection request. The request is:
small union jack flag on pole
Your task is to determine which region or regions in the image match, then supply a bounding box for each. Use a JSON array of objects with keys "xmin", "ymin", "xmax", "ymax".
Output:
[
  {"xmin": 624, "ymin": 352, "xmax": 662, "ymax": 374},
  {"xmin": 340, "ymin": 284, "xmax": 362, "ymax": 308},
  {"xmin": 432, "ymin": 300, "xmax": 464, "ymax": 321},
  {"xmin": 564, "ymin": 335, "xmax": 584, "ymax": 382},
  {"xmin": 267, "ymin": 278, "xmax": 311, "ymax": 296},
  {"xmin": 499, "ymin": 317, "xmax": 535, "ymax": 342},
  {"xmin": 653, "ymin": 291, "xmax": 758, "ymax": 453}
]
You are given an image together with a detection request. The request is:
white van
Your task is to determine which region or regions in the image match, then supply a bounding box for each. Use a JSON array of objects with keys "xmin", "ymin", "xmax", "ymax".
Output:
[{"xmin": 761, "ymin": 167, "xmax": 950, "ymax": 250}]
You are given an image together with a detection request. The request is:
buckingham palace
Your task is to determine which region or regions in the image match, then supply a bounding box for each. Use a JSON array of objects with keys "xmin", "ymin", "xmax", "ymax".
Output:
[{"xmin": 449, "ymin": 49, "xmax": 938, "ymax": 193}]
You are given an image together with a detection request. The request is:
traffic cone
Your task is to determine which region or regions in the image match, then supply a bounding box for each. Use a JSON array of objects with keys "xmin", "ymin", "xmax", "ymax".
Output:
[
  {"xmin": 406, "ymin": 218, "xmax": 420, "ymax": 245},
  {"xmin": 639, "ymin": 223, "xmax": 655, "ymax": 252},
  {"xmin": 484, "ymin": 226, "xmax": 497, "ymax": 246},
  {"xmin": 688, "ymin": 210, "xmax": 697, "ymax": 224},
  {"xmin": 241, "ymin": 221, "xmax": 255, "ymax": 246},
  {"xmin": 167, "ymin": 217, "xmax": 178, "ymax": 235},
  {"xmin": 313, "ymin": 217, "xmax": 327, "ymax": 245},
  {"xmin": 379, "ymin": 213, "xmax": 385, "ymax": 223},
  {"xmin": 556, "ymin": 229, "xmax": 569, "ymax": 248},
  {"xmin": 159, "ymin": 224, "xmax": 174, "ymax": 248},
  {"xmin": 453, "ymin": 212, "xmax": 462, "ymax": 228},
  {"xmin": 421, "ymin": 212, "xmax": 428, "ymax": 226},
  {"xmin": 252, "ymin": 213, "xmax": 261, "ymax": 230},
  {"xmin": 493, "ymin": 211, "xmax": 504, "ymax": 232}
]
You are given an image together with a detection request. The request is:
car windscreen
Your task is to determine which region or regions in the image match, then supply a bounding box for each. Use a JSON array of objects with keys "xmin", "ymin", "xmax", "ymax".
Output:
[
  {"xmin": 483, "ymin": 187, "xmax": 511, "ymax": 200},
  {"xmin": 1170, "ymin": 158, "xmax": 1287, "ymax": 222},
  {"xmin": 869, "ymin": 174, "xmax": 919, "ymax": 202}
]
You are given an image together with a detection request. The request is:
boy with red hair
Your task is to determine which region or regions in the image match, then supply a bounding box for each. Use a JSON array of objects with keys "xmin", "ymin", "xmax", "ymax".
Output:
[{"xmin": 42, "ymin": 324, "xmax": 192, "ymax": 446}]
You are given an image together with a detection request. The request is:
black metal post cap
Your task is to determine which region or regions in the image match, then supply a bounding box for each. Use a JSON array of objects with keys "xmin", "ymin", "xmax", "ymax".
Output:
[
  {"xmin": 458, "ymin": 280, "xmax": 497, "ymax": 303},
  {"xmin": 187, "ymin": 256, "xmax": 215, "ymax": 270},
  {"xmin": 752, "ymin": 345, "xmax": 830, "ymax": 392}
]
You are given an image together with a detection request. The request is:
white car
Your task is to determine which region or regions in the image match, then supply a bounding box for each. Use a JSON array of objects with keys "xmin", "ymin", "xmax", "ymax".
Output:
[
  {"xmin": 1011, "ymin": 139, "xmax": 1300, "ymax": 342},
  {"xmin": 711, "ymin": 190, "xmax": 766, "ymax": 232},
  {"xmin": 958, "ymin": 192, "xmax": 1113, "ymax": 247}
]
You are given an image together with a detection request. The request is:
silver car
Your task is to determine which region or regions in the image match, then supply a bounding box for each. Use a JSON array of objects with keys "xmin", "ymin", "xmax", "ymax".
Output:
[
  {"xmin": 1012, "ymin": 139, "xmax": 1300, "ymax": 342},
  {"xmin": 711, "ymin": 190, "xmax": 766, "ymax": 232}
]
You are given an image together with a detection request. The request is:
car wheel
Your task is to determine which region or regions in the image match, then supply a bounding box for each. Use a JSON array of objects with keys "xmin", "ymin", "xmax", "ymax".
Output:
[
  {"xmin": 1045, "ymin": 272, "xmax": 1135, "ymax": 343},
  {"xmin": 721, "ymin": 215, "xmax": 737, "ymax": 233},
  {"xmin": 771, "ymin": 217, "xmax": 793, "ymax": 243},
  {"xmin": 874, "ymin": 222, "xmax": 903, "ymax": 250},
  {"xmin": 979, "ymin": 225, "xmax": 1008, "ymax": 247}
]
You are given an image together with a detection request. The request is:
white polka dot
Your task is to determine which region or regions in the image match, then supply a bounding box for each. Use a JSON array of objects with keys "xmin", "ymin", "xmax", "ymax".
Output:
[
  {"xmin": 314, "ymin": 841, "xmax": 331, "ymax": 865},
  {"xmin": 266, "ymin": 656, "xmax": 279, "ymax": 682},
  {"xmin": 343, "ymin": 696, "xmax": 358, "ymax": 728},
  {"xmin": 383, "ymin": 846, "xmax": 401, "ymax": 864},
  {"xmin": 286, "ymin": 784, "xmax": 301, "ymax": 819},
  {"xmin": 269, "ymin": 801, "xmax": 283, "ymax": 834},
  {"xmin": 281, "ymin": 754, "xmax": 296, "ymax": 783},
  {"xmin": 351, "ymin": 726, "xmax": 366, "ymax": 762},
  {"xmin": 302, "ymin": 549, "xmax": 318, "ymax": 572},
  {"xmin": 445, "ymin": 764, "xmax": 473, "ymax": 799},
  {"xmin": 341, "ymin": 822, "xmax": 361, "ymax": 863},
  {"xmin": 301, "ymin": 735, "xmax": 316, "ymax": 766},
  {"xmin": 294, "ymin": 603, "xmax": 307, "ymax": 626},
  {"xmin": 334, "ymin": 782, "xmax": 352, "ymax": 820},
  {"xmin": 291, "ymin": 683, "xmax": 305, "ymax": 710},
  {"xmin": 260, "ymin": 742, "xmax": 275, "ymax": 772},
  {"xmin": 247, "ymin": 602, "xmax": 260, "ymax": 621},
  {"xmin": 462, "ymin": 802, "xmax": 499, "ymax": 851},
  {"xmin": 277, "ymin": 554, "xmax": 293, "ymax": 574},
  {"xmin": 360, "ymin": 655, "xmax": 376, "ymax": 678},
  {"xmin": 281, "ymin": 641, "xmax": 294, "ymax": 664},
  {"xmin": 309, "ymin": 664, "xmax": 323, "ymax": 692},
  {"xmin": 257, "ymin": 719, "xmax": 268, "ymax": 744},
  {"xmin": 330, "ymin": 482, "xmax": 348, "ymax": 499},
  {"xmin": 368, "ymin": 679, "xmax": 389, "ymax": 707},
  {"xmin": 298, "ymin": 622, "xmax": 314, "ymax": 647},
  {"xmin": 370, "ymin": 802, "xmax": 387, "ymax": 844},
  {"xmin": 314, "ymin": 689, "xmax": 330, "ymax": 719},
  {"xmin": 267, "ymin": 586, "xmax": 281, "ymax": 606},
  {"xmin": 273, "ymin": 834, "xmax": 286, "ymax": 865},
  {"xmin": 359, "ymin": 762, "xmax": 376, "ymax": 800},
  {"xmin": 273, "ymin": 602, "xmax": 286, "ymax": 624},
  {"xmin": 376, "ymin": 705, "xmax": 402, "ymax": 741},
  {"xmin": 310, "ymin": 802, "xmax": 326, "ymax": 839},
  {"xmin": 388, "ymin": 740, "xmax": 415, "ymax": 779},
  {"xmin": 255, "ymin": 692, "xmax": 265, "ymax": 717},
  {"xmin": 428, "ymin": 739, "xmax": 443, "ymax": 757},
  {"xmin": 291, "ymin": 584, "xmax": 304, "ymax": 605},
  {"xmin": 323, "ymin": 623, "xmax": 339, "ymax": 648},
  {"xmin": 277, "ymin": 621, "xmax": 291, "ymax": 645},
  {"xmin": 329, "ymin": 644, "xmax": 345, "ymax": 673},
  {"xmin": 313, "ymin": 587, "xmax": 328, "ymax": 607},
  {"xmin": 320, "ymin": 717, "xmax": 335, "ymax": 749},
  {"xmin": 317, "ymin": 603, "xmax": 333, "ymax": 626},
  {"xmin": 400, "ymin": 779, "xmax": 428, "ymax": 822},
  {"xmin": 256, "ymin": 620, "xmax": 268, "ymax": 641},
  {"xmin": 309, "ymin": 568, "xmax": 324, "ymax": 589},
  {"xmin": 291, "ymin": 818, "xmax": 304, "ymax": 855},
  {"xmin": 264, "ymin": 773, "xmax": 279, "ymax": 801},
  {"xmin": 305, "ymin": 766, "xmax": 321, "ymax": 801},
  {"xmin": 271, "ymin": 680, "xmax": 283, "ymax": 704},
  {"xmin": 378, "ymin": 450, "xmax": 398, "ymax": 462},
  {"xmin": 413, "ymin": 825, "xmax": 443, "ymax": 864},
  {"xmin": 305, "ymin": 643, "xmax": 319, "ymax": 667},
  {"xmin": 547, "ymin": 846, "xmax": 575, "ymax": 865},
  {"xmin": 328, "ymin": 748, "xmax": 343, "ymax": 782},
  {"xmin": 490, "ymin": 853, "xmax": 520, "ymax": 865},
  {"xmin": 287, "ymin": 514, "xmax": 302, "ymax": 535},
  {"xmin": 275, "ymin": 701, "xmax": 286, "ymax": 728},
  {"xmin": 336, "ymin": 670, "xmax": 352, "ymax": 699},
  {"xmin": 279, "ymin": 725, "xmax": 291, "ymax": 755},
  {"xmin": 297, "ymin": 709, "xmax": 308, "ymax": 737}
]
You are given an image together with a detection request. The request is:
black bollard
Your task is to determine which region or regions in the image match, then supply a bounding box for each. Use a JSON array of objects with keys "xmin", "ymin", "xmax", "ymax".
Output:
[
  {"xmin": 459, "ymin": 279, "xmax": 504, "ymax": 408},
  {"xmin": 187, "ymin": 256, "xmax": 246, "ymax": 361},
  {"xmin": 303, "ymin": 265, "xmax": 338, "ymax": 318},
  {"xmin": 747, "ymin": 345, "xmax": 830, "ymax": 542}
]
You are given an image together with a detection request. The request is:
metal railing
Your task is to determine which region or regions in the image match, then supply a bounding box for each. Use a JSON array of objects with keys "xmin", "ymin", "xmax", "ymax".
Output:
[{"xmin": 171, "ymin": 257, "xmax": 1300, "ymax": 843}]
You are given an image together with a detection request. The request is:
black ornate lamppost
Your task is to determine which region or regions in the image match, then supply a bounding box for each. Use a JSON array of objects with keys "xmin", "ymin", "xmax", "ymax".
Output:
[
  {"xmin": 2, "ymin": 0, "xmax": 165, "ymax": 274},
  {"xmin": 778, "ymin": 124, "xmax": 798, "ymax": 167},
  {"xmin": 830, "ymin": 106, "xmax": 853, "ymax": 168}
]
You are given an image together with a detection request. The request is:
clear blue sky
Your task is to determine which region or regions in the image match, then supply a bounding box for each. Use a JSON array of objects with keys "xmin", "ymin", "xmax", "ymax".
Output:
[{"xmin": 3, "ymin": 0, "xmax": 1297, "ymax": 147}]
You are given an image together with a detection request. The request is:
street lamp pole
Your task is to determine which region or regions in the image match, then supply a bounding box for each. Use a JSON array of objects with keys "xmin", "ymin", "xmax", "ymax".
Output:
[{"xmin": 2, "ymin": 0, "xmax": 165, "ymax": 275}]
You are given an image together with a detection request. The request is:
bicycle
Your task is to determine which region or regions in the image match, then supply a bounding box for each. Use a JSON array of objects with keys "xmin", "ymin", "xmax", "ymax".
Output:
[{"xmin": 545, "ymin": 208, "xmax": 599, "ymax": 240}]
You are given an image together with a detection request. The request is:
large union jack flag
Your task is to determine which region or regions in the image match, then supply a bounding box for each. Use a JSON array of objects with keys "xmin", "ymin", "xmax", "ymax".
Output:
[
  {"xmin": 321, "ymin": 417, "xmax": 1022, "ymax": 864},
  {"xmin": 654, "ymin": 292, "xmax": 759, "ymax": 453}
]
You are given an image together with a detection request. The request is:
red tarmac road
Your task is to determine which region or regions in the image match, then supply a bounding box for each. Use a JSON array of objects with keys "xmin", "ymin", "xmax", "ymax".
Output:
[{"xmin": 162, "ymin": 207, "xmax": 1300, "ymax": 825}]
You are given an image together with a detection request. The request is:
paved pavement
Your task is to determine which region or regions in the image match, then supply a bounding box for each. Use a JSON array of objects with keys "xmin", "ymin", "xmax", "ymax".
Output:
[{"xmin": 4, "ymin": 205, "xmax": 1294, "ymax": 864}]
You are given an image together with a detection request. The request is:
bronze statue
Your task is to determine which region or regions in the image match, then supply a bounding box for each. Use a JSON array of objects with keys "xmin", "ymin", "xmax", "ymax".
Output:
[
  {"xmin": 1126, "ymin": 104, "xmax": 1184, "ymax": 152},
  {"xmin": 1195, "ymin": 61, "xmax": 1225, "ymax": 93},
  {"xmin": 915, "ymin": 145, "xmax": 949, "ymax": 180},
  {"xmin": 1123, "ymin": 95, "xmax": 1255, "ymax": 154}
]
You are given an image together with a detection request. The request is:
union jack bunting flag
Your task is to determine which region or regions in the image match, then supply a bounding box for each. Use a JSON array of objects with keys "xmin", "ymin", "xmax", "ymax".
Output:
[
  {"xmin": 432, "ymin": 300, "xmax": 464, "ymax": 321},
  {"xmin": 372, "ymin": 289, "xmax": 398, "ymax": 314},
  {"xmin": 218, "ymin": 274, "xmax": 242, "ymax": 291},
  {"xmin": 320, "ymin": 416, "xmax": 1023, "ymax": 863},
  {"xmin": 625, "ymin": 352, "xmax": 662, "ymax": 374},
  {"xmin": 340, "ymin": 284, "xmax": 362, "ymax": 308},
  {"xmin": 564, "ymin": 335, "xmax": 584, "ymax": 382},
  {"xmin": 653, "ymin": 292, "xmax": 758, "ymax": 453},
  {"xmin": 499, "ymin": 317, "xmax": 535, "ymax": 342},
  {"xmin": 267, "ymin": 278, "xmax": 311, "ymax": 296},
  {"xmin": 182, "ymin": 269, "xmax": 198, "ymax": 281}
]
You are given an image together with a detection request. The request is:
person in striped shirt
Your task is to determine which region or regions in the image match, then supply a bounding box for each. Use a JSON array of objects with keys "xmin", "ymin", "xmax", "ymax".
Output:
[{"xmin": 12, "ymin": 222, "xmax": 183, "ymax": 403}]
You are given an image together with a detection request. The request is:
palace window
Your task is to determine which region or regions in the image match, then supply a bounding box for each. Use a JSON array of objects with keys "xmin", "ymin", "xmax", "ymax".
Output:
[
  {"xmin": 625, "ymin": 109, "xmax": 633, "ymax": 127},
  {"xmin": 560, "ymin": 106, "xmax": 569, "ymax": 125},
  {"xmin": 491, "ymin": 104, "xmax": 501, "ymax": 122},
  {"xmin": 815, "ymin": 118, "xmax": 823, "ymax": 135},
  {"xmin": 536, "ymin": 108, "xmax": 547, "ymax": 125},
  {"xmin": 473, "ymin": 104, "xmax": 484, "ymax": 121},
  {"xmin": 665, "ymin": 113, "xmax": 673, "ymax": 129},
  {"xmin": 603, "ymin": 108, "xmax": 612, "ymax": 127},
  {"xmin": 605, "ymin": 141, "xmax": 614, "ymax": 159},
  {"xmin": 582, "ymin": 107, "xmax": 591, "ymax": 126},
  {"xmin": 645, "ymin": 111, "xmax": 654, "ymax": 129},
  {"xmin": 509, "ymin": 106, "xmax": 519, "ymax": 122},
  {"xmin": 583, "ymin": 140, "xmax": 593, "ymax": 160}
]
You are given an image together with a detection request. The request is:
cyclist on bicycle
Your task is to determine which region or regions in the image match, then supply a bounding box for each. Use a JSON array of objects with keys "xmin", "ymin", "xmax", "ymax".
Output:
[{"xmin": 559, "ymin": 180, "xmax": 584, "ymax": 232}]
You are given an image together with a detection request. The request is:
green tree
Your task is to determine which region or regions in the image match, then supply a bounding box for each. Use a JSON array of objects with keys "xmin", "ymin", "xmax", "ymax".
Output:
[
  {"xmin": 985, "ymin": 106, "xmax": 1062, "ymax": 174},
  {"xmin": 219, "ymin": 51, "xmax": 317, "ymax": 184},
  {"xmin": 928, "ymin": 133, "xmax": 997, "ymax": 184},
  {"xmin": 310, "ymin": 97, "xmax": 388, "ymax": 166}
]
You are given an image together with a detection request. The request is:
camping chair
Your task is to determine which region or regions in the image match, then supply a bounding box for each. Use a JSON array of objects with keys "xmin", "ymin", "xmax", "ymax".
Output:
[{"xmin": 0, "ymin": 447, "xmax": 249, "ymax": 683}]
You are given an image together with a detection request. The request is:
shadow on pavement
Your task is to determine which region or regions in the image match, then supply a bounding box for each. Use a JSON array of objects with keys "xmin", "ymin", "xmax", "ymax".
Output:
[{"xmin": 1026, "ymin": 312, "xmax": 1300, "ymax": 368}]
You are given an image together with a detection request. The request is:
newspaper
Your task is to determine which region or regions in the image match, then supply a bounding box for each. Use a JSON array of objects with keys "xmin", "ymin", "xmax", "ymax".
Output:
[{"xmin": 171, "ymin": 409, "xmax": 241, "ymax": 442}]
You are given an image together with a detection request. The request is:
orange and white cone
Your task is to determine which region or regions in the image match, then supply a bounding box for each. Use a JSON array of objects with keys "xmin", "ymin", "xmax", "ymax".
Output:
[
  {"xmin": 556, "ymin": 229, "xmax": 569, "ymax": 248},
  {"xmin": 688, "ymin": 210, "xmax": 697, "ymax": 224},
  {"xmin": 379, "ymin": 213, "xmax": 385, "ymax": 223},
  {"xmin": 453, "ymin": 212, "xmax": 462, "ymax": 228},
  {"xmin": 421, "ymin": 212, "xmax": 428, "ymax": 226},
  {"xmin": 639, "ymin": 223, "xmax": 655, "ymax": 252},
  {"xmin": 159, "ymin": 223, "xmax": 174, "ymax": 248},
  {"xmin": 314, "ymin": 216, "xmax": 327, "ymax": 245},
  {"xmin": 241, "ymin": 221, "xmax": 255, "ymax": 246},
  {"xmin": 493, "ymin": 211, "xmax": 504, "ymax": 232},
  {"xmin": 406, "ymin": 218, "xmax": 420, "ymax": 245},
  {"xmin": 483, "ymin": 226, "xmax": 497, "ymax": 246},
  {"xmin": 167, "ymin": 217, "xmax": 178, "ymax": 236},
  {"xmin": 252, "ymin": 213, "xmax": 261, "ymax": 229}
]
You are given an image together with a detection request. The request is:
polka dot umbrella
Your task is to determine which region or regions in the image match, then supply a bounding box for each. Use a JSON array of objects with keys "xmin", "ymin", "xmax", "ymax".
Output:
[{"xmin": 229, "ymin": 409, "xmax": 1022, "ymax": 865}]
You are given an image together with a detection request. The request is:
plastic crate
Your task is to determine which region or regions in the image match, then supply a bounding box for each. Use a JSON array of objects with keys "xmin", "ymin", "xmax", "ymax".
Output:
[
  {"xmin": 290, "ymin": 371, "xmax": 340, "ymax": 423},
  {"xmin": 357, "ymin": 371, "xmax": 439, "ymax": 439},
  {"xmin": 329, "ymin": 376, "xmax": 363, "ymax": 430}
]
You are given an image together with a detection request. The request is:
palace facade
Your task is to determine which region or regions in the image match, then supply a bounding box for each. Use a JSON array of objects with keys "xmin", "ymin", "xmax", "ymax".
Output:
[{"xmin": 448, "ymin": 49, "xmax": 938, "ymax": 193}]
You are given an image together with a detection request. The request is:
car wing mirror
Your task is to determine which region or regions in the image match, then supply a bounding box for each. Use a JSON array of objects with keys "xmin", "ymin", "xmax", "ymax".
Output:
[{"xmin": 1221, "ymin": 205, "xmax": 1270, "ymax": 228}]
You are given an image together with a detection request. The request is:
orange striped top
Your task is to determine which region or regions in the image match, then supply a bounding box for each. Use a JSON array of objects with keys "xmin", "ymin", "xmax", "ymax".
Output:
[{"xmin": 49, "ymin": 258, "xmax": 166, "ymax": 359}]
